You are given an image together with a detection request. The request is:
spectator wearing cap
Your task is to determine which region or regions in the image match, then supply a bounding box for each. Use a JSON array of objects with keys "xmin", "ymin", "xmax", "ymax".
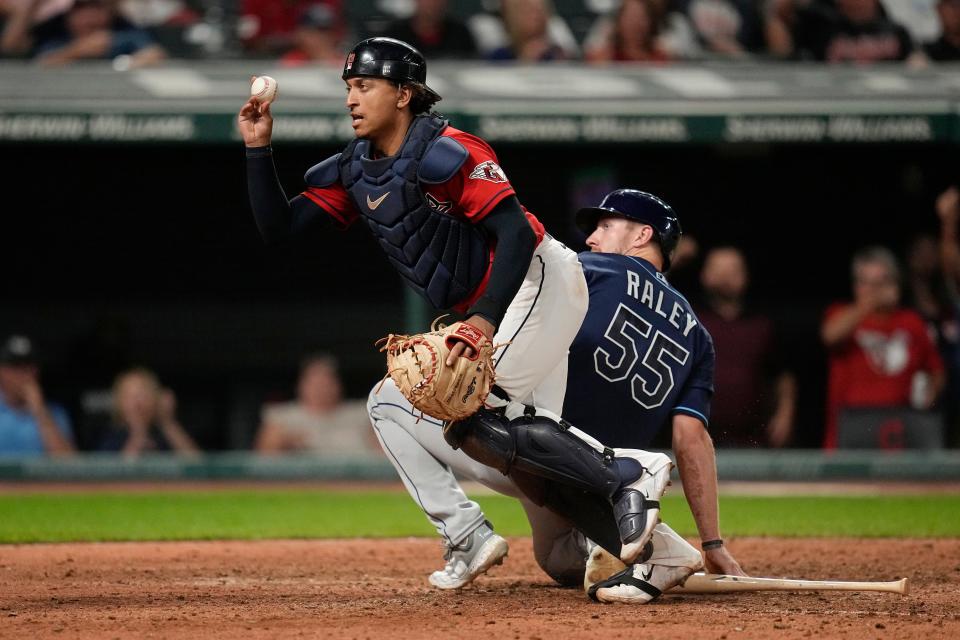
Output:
[
  {"xmin": 279, "ymin": 2, "xmax": 344, "ymax": 66},
  {"xmin": 382, "ymin": 0, "xmax": 478, "ymax": 59},
  {"xmin": 0, "ymin": 334, "xmax": 75, "ymax": 456}
]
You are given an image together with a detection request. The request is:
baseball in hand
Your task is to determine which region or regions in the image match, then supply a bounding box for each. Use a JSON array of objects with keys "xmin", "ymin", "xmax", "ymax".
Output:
[{"xmin": 250, "ymin": 75, "xmax": 278, "ymax": 103}]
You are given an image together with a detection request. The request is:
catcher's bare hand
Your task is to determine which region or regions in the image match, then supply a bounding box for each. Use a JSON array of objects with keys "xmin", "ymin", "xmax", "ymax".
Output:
[
  {"xmin": 238, "ymin": 78, "xmax": 274, "ymax": 147},
  {"xmin": 445, "ymin": 316, "xmax": 495, "ymax": 366},
  {"xmin": 704, "ymin": 546, "xmax": 747, "ymax": 576}
]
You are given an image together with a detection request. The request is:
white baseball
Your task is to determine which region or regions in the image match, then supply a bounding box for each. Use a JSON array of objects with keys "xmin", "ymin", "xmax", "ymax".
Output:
[{"xmin": 250, "ymin": 75, "xmax": 278, "ymax": 103}]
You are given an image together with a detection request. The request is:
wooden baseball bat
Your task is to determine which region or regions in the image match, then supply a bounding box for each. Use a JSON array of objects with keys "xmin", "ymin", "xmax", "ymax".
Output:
[{"xmin": 671, "ymin": 573, "xmax": 909, "ymax": 596}]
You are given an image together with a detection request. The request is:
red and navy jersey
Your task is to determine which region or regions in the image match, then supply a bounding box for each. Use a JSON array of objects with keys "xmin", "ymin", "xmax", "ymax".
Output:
[
  {"xmin": 300, "ymin": 126, "xmax": 545, "ymax": 312},
  {"xmin": 301, "ymin": 126, "xmax": 545, "ymax": 236},
  {"xmin": 562, "ymin": 252, "xmax": 715, "ymax": 448}
]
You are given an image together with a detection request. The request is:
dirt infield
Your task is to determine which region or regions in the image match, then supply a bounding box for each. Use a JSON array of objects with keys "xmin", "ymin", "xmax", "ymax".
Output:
[{"xmin": 1, "ymin": 537, "xmax": 958, "ymax": 640}]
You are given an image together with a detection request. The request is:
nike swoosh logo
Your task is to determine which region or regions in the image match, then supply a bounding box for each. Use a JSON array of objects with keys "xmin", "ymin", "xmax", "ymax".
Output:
[
  {"xmin": 366, "ymin": 192, "xmax": 390, "ymax": 210},
  {"xmin": 641, "ymin": 566, "xmax": 654, "ymax": 581}
]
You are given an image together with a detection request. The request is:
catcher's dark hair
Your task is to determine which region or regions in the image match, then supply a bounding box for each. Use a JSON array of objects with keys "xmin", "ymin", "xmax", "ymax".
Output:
[
  {"xmin": 390, "ymin": 80, "xmax": 442, "ymax": 116},
  {"xmin": 409, "ymin": 82, "xmax": 441, "ymax": 115}
]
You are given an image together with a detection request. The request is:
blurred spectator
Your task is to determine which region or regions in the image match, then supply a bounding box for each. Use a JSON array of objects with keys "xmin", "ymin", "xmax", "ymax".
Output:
[
  {"xmin": 1, "ymin": 0, "xmax": 70, "ymax": 56},
  {"xmin": 488, "ymin": 0, "xmax": 574, "ymax": 61},
  {"xmin": 239, "ymin": 0, "xmax": 341, "ymax": 57},
  {"xmin": 924, "ymin": 0, "xmax": 960, "ymax": 60},
  {"xmin": 901, "ymin": 233, "xmax": 959, "ymax": 442},
  {"xmin": 939, "ymin": 186, "xmax": 960, "ymax": 287},
  {"xmin": 117, "ymin": 1, "xmax": 201, "ymax": 58},
  {"xmin": 99, "ymin": 367, "xmax": 199, "ymax": 457},
  {"xmin": 2, "ymin": 0, "xmax": 166, "ymax": 66},
  {"xmin": 696, "ymin": 247, "xmax": 797, "ymax": 447},
  {"xmin": 665, "ymin": 233, "xmax": 702, "ymax": 294},
  {"xmin": 882, "ymin": 0, "xmax": 940, "ymax": 45},
  {"xmin": 765, "ymin": 0, "xmax": 796, "ymax": 57},
  {"xmin": 905, "ymin": 233, "xmax": 952, "ymax": 327},
  {"xmin": 936, "ymin": 186, "xmax": 960, "ymax": 445},
  {"xmin": 821, "ymin": 246, "xmax": 945, "ymax": 449},
  {"xmin": 118, "ymin": 0, "xmax": 196, "ymax": 27},
  {"xmin": 382, "ymin": 0, "xmax": 477, "ymax": 59},
  {"xmin": 584, "ymin": 0, "xmax": 673, "ymax": 62},
  {"xmin": 787, "ymin": 0, "xmax": 915, "ymax": 62},
  {"xmin": 254, "ymin": 354, "xmax": 376, "ymax": 455},
  {"xmin": 676, "ymin": 0, "xmax": 766, "ymax": 57},
  {"xmin": 0, "ymin": 334, "xmax": 75, "ymax": 456},
  {"xmin": 279, "ymin": 2, "xmax": 343, "ymax": 65}
]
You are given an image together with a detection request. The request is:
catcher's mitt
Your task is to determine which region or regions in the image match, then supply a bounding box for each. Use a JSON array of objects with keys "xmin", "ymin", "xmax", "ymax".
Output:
[{"xmin": 379, "ymin": 319, "xmax": 496, "ymax": 421}]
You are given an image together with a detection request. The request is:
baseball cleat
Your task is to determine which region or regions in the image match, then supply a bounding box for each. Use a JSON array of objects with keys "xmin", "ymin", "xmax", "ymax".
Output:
[
  {"xmin": 590, "ymin": 525, "xmax": 703, "ymax": 604},
  {"xmin": 612, "ymin": 450, "xmax": 673, "ymax": 564},
  {"xmin": 429, "ymin": 521, "xmax": 508, "ymax": 590},
  {"xmin": 584, "ymin": 544, "xmax": 627, "ymax": 593},
  {"xmin": 588, "ymin": 562, "xmax": 696, "ymax": 604}
]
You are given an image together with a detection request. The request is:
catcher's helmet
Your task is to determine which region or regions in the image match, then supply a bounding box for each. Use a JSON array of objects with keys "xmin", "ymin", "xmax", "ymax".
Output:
[
  {"xmin": 342, "ymin": 37, "xmax": 441, "ymax": 102},
  {"xmin": 575, "ymin": 189, "xmax": 682, "ymax": 271}
]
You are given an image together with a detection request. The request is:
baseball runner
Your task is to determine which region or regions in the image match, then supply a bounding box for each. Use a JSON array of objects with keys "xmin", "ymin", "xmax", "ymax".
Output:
[{"xmin": 370, "ymin": 190, "xmax": 744, "ymax": 603}]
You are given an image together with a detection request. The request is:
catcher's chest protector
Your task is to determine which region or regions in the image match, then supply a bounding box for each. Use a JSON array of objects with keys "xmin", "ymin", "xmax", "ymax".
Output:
[{"xmin": 339, "ymin": 115, "xmax": 489, "ymax": 310}]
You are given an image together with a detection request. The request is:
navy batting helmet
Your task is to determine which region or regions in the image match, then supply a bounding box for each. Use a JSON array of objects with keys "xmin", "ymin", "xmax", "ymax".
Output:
[
  {"xmin": 575, "ymin": 189, "xmax": 682, "ymax": 270},
  {"xmin": 342, "ymin": 37, "xmax": 441, "ymax": 102}
]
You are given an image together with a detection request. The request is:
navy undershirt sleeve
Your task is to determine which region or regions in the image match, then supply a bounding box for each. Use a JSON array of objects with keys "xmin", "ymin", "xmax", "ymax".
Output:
[
  {"xmin": 245, "ymin": 146, "xmax": 328, "ymax": 243},
  {"xmin": 467, "ymin": 196, "xmax": 536, "ymax": 327}
]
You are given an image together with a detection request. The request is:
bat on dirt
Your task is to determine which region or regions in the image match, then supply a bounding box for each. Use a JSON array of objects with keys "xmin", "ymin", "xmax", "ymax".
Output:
[{"xmin": 670, "ymin": 573, "xmax": 909, "ymax": 596}]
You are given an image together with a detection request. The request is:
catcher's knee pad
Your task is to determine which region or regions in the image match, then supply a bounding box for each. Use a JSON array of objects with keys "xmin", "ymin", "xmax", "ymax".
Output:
[
  {"xmin": 613, "ymin": 488, "xmax": 653, "ymax": 545},
  {"xmin": 444, "ymin": 409, "xmax": 516, "ymax": 475},
  {"xmin": 510, "ymin": 412, "xmax": 621, "ymax": 499}
]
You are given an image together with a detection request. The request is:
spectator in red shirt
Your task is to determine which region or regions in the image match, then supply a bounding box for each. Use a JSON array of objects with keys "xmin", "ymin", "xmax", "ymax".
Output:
[
  {"xmin": 821, "ymin": 246, "xmax": 945, "ymax": 449},
  {"xmin": 240, "ymin": 0, "xmax": 341, "ymax": 56}
]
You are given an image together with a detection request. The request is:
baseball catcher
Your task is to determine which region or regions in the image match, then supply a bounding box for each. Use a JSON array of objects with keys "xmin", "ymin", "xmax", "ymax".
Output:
[{"xmin": 241, "ymin": 37, "xmax": 598, "ymax": 584}]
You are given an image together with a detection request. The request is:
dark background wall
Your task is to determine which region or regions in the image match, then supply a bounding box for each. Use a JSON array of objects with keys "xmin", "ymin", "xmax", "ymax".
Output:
[{"xmin": 3, "ymin": 138, "xmax": 957, "ymax": 449}]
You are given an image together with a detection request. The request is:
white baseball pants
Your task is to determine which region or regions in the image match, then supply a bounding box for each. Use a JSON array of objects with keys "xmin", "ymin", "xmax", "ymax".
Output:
[{"xmin": 368, "ymin": 236, "xmax": 590, "ymax": 583}]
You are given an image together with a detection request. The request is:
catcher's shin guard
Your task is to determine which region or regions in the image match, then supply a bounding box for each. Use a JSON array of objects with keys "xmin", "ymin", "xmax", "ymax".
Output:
[
  {"xmin": 446, "ymin": 407, "xmax": 656, "ymax": 559},
  {"xmin": 444, "ymin": 409, "xmax": 516, "ymax": 475},
  {"xmin": 446, "ymin": 408, "xmax": 622, "ymax": 496}
]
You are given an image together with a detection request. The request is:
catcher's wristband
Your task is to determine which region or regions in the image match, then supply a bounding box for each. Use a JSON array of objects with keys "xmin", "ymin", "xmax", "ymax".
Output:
[
  {"xmin": 245, "ymin": 145, "xmax": 273, "ymax": 158},
  {"xmin": 701, "ymin": 539, "xmax": 724, "ymax": 550}
]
